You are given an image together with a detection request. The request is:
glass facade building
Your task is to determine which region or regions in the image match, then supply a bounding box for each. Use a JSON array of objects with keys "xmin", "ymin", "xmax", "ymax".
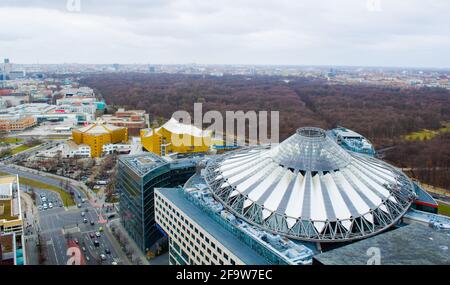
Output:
[{"xmin": 118, "ymin": 153, "xmax": 197, "ymax": 253}]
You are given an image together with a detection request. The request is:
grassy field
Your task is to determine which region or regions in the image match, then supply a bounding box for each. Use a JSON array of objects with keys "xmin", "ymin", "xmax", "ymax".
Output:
[
  {"xmin": 438, "ymin": 202, "xmax": 450, "ymax": 217},
  {"xmin": 0, "ymin": 138, "xmax": 24, "ymax": 144},
  {"xmin": 11, "ymin": 145, "xmax": 34, "ymax": 155},
  {"xmin": 404, "ymin": 123, "xmax": 450, "ymax": 141},
  {"xmin": 0, "ymin": 172, "xmax": 75, "ymax": 207}
]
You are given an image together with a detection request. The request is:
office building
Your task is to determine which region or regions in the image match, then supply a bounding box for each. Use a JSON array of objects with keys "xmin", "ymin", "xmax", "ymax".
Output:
[
  {"xmin": 101, "ymin": 108, "xmax": 148, "ymax": 136},
  {"xmin": 0, "ymin": 175, "xmax": 25, "ymax": 265},
  {"xmin": 0, "ymin": 114, "xmax": 37, "ymax": 132},
  {"xmin": 118, "ymin": 153, "xmax": 197, "ymax": 254}
]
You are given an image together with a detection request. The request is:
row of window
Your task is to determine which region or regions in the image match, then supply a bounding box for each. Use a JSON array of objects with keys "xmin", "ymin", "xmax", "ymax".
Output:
[{"xmin": 155, "ymin": 193, "xmax": 237, "ymax": 265}]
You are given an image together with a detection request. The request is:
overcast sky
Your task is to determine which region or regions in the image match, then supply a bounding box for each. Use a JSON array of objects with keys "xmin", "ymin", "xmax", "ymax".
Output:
[{"xmin": 0, "ymin": 0, "xmax": 449, "ymax": 68}]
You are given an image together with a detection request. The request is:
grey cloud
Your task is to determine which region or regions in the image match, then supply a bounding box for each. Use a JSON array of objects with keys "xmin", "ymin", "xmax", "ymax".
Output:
[{"xmin": 0, "ymin": 0, "xmax": 449, "ymax": 67}]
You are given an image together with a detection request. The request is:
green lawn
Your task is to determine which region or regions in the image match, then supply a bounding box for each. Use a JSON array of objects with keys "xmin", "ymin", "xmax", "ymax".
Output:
[
  {"xmin": 404, "ymin": 123, "xmax": 450, "ymax": 141},
  {"xmin": 0, "ymin": 172, "xmax": 75, "ymax": 207},
  {"xmin": 0, "ymin": 137, "xmax": 24, "ymax": 144},
  {"xmin": 11, "ymin": 145, "xmax": 34, "ymax": 154},
  {"xmin": 438, "ymin": 203, "xmax": 450, "ymax": 217}
]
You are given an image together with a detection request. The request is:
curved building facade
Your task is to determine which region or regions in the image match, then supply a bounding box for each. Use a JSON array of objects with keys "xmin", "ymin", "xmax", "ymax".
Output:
[{"xmin": 203, "ymin": 127, "xmax": 416, "ymax": 242}]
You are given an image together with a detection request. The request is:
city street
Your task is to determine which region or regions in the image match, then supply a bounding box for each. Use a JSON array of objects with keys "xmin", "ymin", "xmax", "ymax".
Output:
[{"xmin": 1, "ymin": 163, "xmax": 129, "ymax": 265}]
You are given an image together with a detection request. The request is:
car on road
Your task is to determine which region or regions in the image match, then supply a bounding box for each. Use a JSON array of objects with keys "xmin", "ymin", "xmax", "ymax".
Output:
[
  {"xmin": 100, "ymin": 254, "xmax": 107, "ymax": 261},
  {"xmin": 95, "ymin": 232, "xmax": 101, "ymax": 237},
  {"xmin": 83, "ymin": 218, "xmax": 88, "ymax": 223},
  {"xmin": 105, "ymin": 248, "xmax": 111, "ymax": 255},
  {"xmin": 94, "ymin": 240, "xmax": 100, "ymax": 247}
]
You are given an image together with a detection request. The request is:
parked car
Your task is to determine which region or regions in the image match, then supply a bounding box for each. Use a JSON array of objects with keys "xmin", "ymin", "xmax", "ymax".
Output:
[
  {"xmin": 95, "ymin": 232, "xmax": 101, "ymax": 237},
  {"xmin": 89, "ymin": 232, "xmax": 95, "ymax": 239},
  {"xmin": 94, "ymin": 240, "xmax": 100, "ymax": 247},
  {"xmin": 83, "ymin": 218, "xmax": 88, "ymax": 223},
  {"xmin": 105, "ymin": 248, "xmax": 111, "ymax": 255}
]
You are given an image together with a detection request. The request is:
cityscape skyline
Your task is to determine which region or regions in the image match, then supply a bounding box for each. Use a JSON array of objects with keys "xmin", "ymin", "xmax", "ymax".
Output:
[{"xmin": 1, "ymin": 0, "xmax": 450, "ymax": 68}]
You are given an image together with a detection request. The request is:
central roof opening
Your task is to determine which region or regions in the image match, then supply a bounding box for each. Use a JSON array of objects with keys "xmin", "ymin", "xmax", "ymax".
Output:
[
  {"xmin": 297, "ymin": 127, "xmax": 326, "ymax": 139},
  {"xmin": 270, "ymin": 127, "xmax": 352, "ymax": 172}
]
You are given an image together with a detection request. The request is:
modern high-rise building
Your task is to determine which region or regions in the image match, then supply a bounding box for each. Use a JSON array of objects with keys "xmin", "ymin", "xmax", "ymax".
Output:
[
  {"xmin": 154, "ymin": 127, "xmax": 450, "ymax": 265},
  {"xmin": 117, "ymin": 153, "xmax": 198, "ymax": 254},
  {"xmin": 0, "ymin": 175, "xmax": 25, "ymax": 265}
]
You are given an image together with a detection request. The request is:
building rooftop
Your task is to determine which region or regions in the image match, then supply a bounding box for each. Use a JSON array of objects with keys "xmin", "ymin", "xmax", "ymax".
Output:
[
  {"xmin": 313, "ymin": 223, "xmax": 450, "ymax": 265},
  {"xmin": 119, "ymin": 153, "xmax": 168, "ymax": 177},
  {"xmin": 203, "ymin": 127, "xmax": 416, "ymax": 242},
  {"xmin": 142, "ymin": 117, "xmax": 211, "ymax": 138},
  {"xmin": 156, "ymin": 187, "xmax": 271, "ymax": 265},
  {"xmin": 75, "ymin": 122, "xmax": 124, "ymax": 135},
  {"xmin": 183, "ymin": 173, "xmax": 316, "ymax": 265},
  {"xmin": 0, "ymin": 175, "xmax": 21, "ymax": 222},
  {"xmin": 329, "ymin": 127, "xmax": 375, "ymax": 156}
]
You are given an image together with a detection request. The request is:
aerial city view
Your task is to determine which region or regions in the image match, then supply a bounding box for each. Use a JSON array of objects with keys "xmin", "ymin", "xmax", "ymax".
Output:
[{"xmin": 0, "ymin": 0, "xmax": 449, "ymax": 274}]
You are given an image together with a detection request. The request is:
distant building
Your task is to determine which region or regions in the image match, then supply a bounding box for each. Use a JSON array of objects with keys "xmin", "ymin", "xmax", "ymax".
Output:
[
  {"xmin": 329, "ymin": 126, "xmax": 376, "ymax": 156},
  {"xmin": 72, "ymin": 122, "xmax": 128, "ymax": 157},
  {"xmin": 0, "ymin": 92, "xmax": 29, "ymax": 107},
  {"xmin": 140, "ymin": 118, "xmax": 211, "ymax": 156},
  {"xmin": 0, "ymin": 175, "xmax": 25, "ymax": 265},
  {"xmin": 101, "ymin": 108, "xmax": 148, "ymax": 136},
  {"xmin": 117, "ymin": 153, "xmax": 197, "ymax": 253},
  {"xmin": 0, "ymin": 114, "xmax": 37, "ymax": 132}
]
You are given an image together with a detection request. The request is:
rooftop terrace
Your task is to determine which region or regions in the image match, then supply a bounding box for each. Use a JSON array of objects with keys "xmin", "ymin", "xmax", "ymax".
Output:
[
  {"xmin": 119, "ymin": 153, "xmax": 168, "ymax": 177},
  {"xmin": 313, "ymin": 223, "xmax": 450, "ymax": 265}
]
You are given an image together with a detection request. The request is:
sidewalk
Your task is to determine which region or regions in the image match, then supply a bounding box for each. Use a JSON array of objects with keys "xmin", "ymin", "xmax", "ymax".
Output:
[{"xmin": 108, "ymin": 219, "xmax": 150, "ymax": 265}]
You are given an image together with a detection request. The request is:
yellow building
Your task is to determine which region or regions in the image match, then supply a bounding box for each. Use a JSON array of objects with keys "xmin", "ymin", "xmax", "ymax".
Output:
[
  {"xmin": 0, "ymin": 175, "xmax": 25, "ymax": 265},
  {"xmin": 141, "ymin": 118, "xmax": 211, "ymax": 156},
  {"xmin": 72, "ymin": 122, "xmax": 128, "ymax": 157}
]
